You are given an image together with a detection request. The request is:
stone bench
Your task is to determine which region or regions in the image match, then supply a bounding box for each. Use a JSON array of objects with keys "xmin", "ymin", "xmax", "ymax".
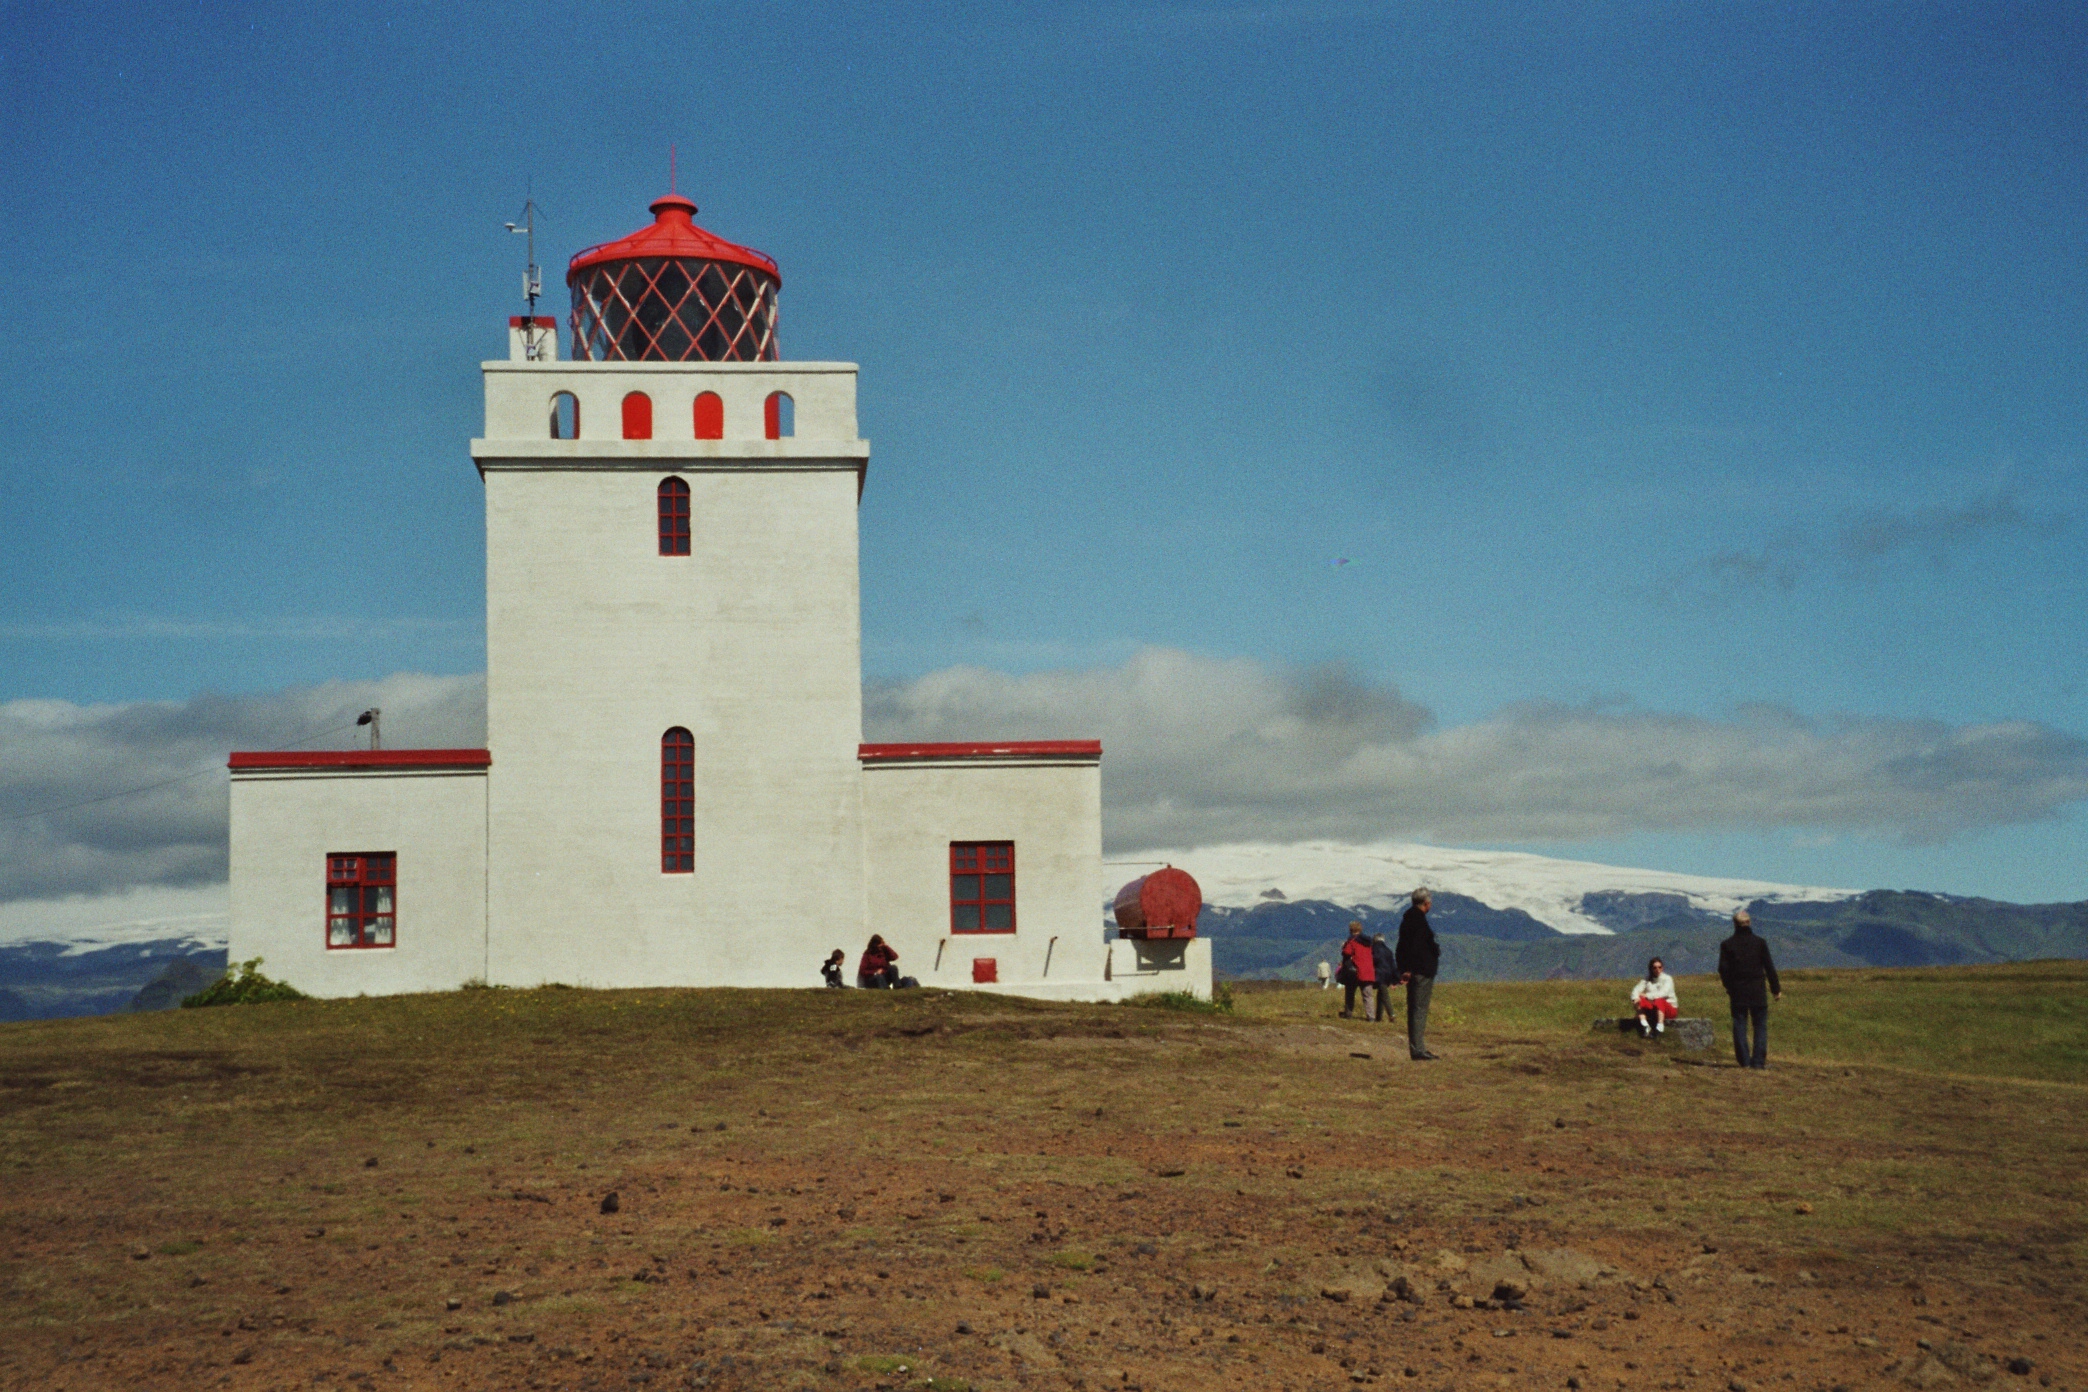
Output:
[{"xmin": 1591, "ymin": 1015, "xmax": 1714, "ymax": 1051}]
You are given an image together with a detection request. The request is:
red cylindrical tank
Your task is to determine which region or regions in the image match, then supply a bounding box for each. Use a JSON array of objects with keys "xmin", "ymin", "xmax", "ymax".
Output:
[{"xmin": 1112, "ymin": 866, "xmax": 1202, "ymax": 940}]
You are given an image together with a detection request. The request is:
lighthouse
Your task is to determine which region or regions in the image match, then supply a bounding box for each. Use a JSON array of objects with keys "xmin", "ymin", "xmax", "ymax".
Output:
[{"xmin": 225, "ymin": 189, "xmax": 1211, "ymax": 1001}]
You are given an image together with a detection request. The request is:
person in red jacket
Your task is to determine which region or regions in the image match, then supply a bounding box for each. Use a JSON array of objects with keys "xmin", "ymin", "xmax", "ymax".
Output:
[
  {"xmin": 857, "ymin": 934, "xmax": 900, "ymax": 989},
  {"xmin": 1338, "ymin": 920, "xmax": 1377, "ymax": 1019}
]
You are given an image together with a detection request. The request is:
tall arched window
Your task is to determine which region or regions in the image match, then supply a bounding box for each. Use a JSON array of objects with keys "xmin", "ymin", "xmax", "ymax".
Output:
[
  {"xmin": 658, "ymin": 477, "xmax": 690, "ymax": 555},
  {"xmin": 693, "ymin": 391, "xmax": 724, "ymax": 440},
  {"xmin": 764, "ymin": 391, "xmax": 794, "ymax": 440},
  {"xmin": 622, "ymin": 391, "xmax": 654, "ymax": 440},
  {"xmin": 549, "ymin": 391, "xmax": 580, "ymax": 440},
  {"xmin": 662, "ymin": 728, "xmax": 694, "ymax": 873}
]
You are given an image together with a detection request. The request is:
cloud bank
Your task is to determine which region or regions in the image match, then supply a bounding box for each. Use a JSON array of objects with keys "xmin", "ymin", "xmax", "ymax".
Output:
[
  {"xmin": 0, "ymin": 674, "xmax": 483, "ymax": 903},
  {"xmin": 864, "ymin": 648, "xmax": 2088, "ymax": 851},
  {"xmin": 7, "ymin": 651, "xmax": 2085, "ymax": 905}
]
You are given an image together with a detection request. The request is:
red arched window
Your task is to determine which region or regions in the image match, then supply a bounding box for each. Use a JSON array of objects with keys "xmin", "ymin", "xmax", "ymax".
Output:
[
  {"xmin": 693, "ymin": 391, "xmax": 723, "ymax": 440},
  {"xmin": 622, "ymin": 391, "xmax": 654, "ymax": 440},
  {"xmin": 662, "ymin": 728, "xmax": 694, "ymax": 873},
  {"xmin": 764, "ymin": 390, "xmax": 793, "ymax": 440},
  {"xmin": 658, "ymin": 477, "xmax": 690, "ymax": 555}
]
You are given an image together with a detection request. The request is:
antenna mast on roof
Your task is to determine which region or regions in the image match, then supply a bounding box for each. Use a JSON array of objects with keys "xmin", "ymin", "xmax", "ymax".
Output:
[{"xmin": 504, "ymin": 185, "xmax": 547, "ymax": 359}]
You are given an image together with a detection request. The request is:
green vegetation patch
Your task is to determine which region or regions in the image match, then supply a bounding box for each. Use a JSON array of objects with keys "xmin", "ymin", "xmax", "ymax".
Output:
[
  {"xmin": 181, "ymin": 958, "xmax": 307, "ymax": 1008},
  {"xmin": 855, "ymin": 1354, "xmax": 915, "ymax": 1374},
  {"xmin": 1127, "ymin": 986, "xmax": 1233, "ymax": 1014}
]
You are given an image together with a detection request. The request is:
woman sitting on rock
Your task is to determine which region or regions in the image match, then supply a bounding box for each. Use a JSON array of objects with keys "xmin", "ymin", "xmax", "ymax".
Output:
[{"xmin": 1630, "ymin": 957, "xmax": 1679, "ymax": 1037}]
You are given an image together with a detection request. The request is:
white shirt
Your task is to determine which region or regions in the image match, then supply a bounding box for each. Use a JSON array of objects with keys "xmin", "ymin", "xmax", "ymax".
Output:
[{"xmin": 1630, "ymin": 972, "xmax": 1678, "ymax": 1007}]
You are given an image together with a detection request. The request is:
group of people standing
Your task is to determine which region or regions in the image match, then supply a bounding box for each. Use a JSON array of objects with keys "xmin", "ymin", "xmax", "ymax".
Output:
[
  {"xmin": 1321, "ymin": 889, "xmax": 1443, "ymax": 1062},
  {"xmin": 1320, "ymin": 899, "xmax": 1787, "ymax": 1071}
]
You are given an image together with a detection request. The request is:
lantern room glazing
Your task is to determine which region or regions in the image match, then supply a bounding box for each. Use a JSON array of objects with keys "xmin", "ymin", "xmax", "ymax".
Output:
[{"xmin": 566, "ymin": 194, "xmax": 781, "ymax": 363}]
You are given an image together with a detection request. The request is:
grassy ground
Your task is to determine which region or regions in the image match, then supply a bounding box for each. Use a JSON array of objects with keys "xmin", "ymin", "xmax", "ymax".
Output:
[{"xmin": 1, "ymin": 963, "xmax": 2083, "ymax": 1392}]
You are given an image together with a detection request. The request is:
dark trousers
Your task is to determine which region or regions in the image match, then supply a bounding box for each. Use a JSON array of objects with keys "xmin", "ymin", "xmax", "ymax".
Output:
[
  {"xmin": 1372, "ymin": 983, "xmax": 1396, "ymax": 1023},
  {"xmin": 1730, "ymin": 999, "xmax": 1768, "ymax": 1068},
  {"xmin": 1406, "ymin": 975, "xmax": 1435, "ymax": 1058}
]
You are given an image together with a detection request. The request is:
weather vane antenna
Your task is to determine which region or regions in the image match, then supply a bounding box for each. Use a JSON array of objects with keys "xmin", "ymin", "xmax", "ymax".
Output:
[{"xmin": 503, "ymin": 184, "xmax": 547, "ymax": 358}]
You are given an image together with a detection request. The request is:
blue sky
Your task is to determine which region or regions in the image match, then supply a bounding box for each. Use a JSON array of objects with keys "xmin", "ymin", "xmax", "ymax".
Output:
[{"xmin": 4, "ymin": 1, "xmax": 2085, "ymax": 903}]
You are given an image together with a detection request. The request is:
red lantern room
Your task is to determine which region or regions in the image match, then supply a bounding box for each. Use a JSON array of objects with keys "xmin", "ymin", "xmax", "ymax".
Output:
[{"xmin": 566, "ymin": 193, "xmax": 781, "ymax": 362}]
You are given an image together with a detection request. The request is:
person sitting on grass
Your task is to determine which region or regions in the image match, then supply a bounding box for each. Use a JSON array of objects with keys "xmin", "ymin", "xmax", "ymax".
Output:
[
  {"xmin": 821, "ymin": 949, "xmax": 847, "ymax": 989},
  {"xmin": 1630, "ymin": 957, "xmax": 1679, "ymax": 1037},
  {"xmin": 857, "ymin": 934, "xmax": 900, "ymax": 989}
]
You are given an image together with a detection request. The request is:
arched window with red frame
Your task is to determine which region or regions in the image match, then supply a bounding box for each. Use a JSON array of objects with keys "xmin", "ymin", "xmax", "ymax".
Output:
[
  {"xmin": 693, "ymin": 391, "xmax": 723, "ymax": 439},
  {"xmin": 622, "ymin": 391, "xmax": 654, "ymax": 439},
  {"xmin": 662, "ymin": 728, "xmax": 694, "ymax": 873},
  {"xmin": 764, "ymin": 390, "xmax": 793, "ymax": 440},
  {"xmin": 658, "ymin": 477, "xmax": 690, "ymax": 555}
]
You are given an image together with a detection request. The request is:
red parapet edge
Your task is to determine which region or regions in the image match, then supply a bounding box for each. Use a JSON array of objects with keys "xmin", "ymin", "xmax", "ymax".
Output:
[
  {"xmin": 229, "ymin": 749, "xmax": 492, "ymax": 771},
  {"xmin": 858, "ymin": 740, "xmax": 1101, "ymax": 763},
  {"xmin": 508, "ymin": 316, "xmax": 556, "ymax": 328}
]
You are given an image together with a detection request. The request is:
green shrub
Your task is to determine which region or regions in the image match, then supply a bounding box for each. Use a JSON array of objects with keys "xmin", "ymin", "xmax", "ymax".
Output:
[
  {"xmin": 181, "ymin": 958, "xmax": 307, "ymax": 1008},
  {"xmin": 1129, "ymin": 987, "xmax": 1233, "ymax": 1014}
]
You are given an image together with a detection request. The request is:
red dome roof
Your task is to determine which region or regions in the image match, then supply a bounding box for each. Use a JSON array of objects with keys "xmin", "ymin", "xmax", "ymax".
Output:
[{"xmin": 566, "ymin": 194, "xmax": 780, "ymax": 284}]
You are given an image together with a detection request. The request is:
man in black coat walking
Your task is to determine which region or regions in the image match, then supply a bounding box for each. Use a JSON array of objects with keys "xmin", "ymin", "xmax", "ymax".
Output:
[
  {"xmin": 1717, "ymin": 909, "xmax": 1782, "ymax": 1069},
  {"xmin": 1395, "ymin": 889, "xmax": 1441, "ymax": 1060}
]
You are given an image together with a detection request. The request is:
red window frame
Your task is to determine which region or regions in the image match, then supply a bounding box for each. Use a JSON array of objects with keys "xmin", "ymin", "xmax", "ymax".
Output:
[
  {"xmin": 662, "ymin": 728, "xmax": 694, "ymax": 873},
  {"xmin": 693, "ymin": 391, "xmax": 723, "ymax": 440},
  {"xmin": 764, "ymin": 390, "xmax": 793, "ymax": 440},
  {"xmin": 326, "ymin": 853, "xmax": 396, "ymax": 949},
  {"xmin": 658, "ymin": 476, "xmax": 690, "ymax": 555},
  {"xmin": 950, "ymin": 841, "xmax": 1014, "ymax": 933},
  {"xmin": 622, "ymin": 391, "xmax": 654, "ymax": 439}
]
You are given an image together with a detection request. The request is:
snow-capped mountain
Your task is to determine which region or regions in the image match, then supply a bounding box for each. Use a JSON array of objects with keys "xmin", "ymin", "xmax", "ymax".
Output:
[{"xmin": 1124, "ymin": 839, "xmax": 1856, "ymax": 935}]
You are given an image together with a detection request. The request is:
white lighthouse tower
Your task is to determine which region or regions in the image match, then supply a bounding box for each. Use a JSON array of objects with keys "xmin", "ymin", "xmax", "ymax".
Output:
[
  {"xmin": 475, "ymin": 193, "xmax": 870, "ymax": 987},
  {"xmin": 225, "ymin": 189, "xmax": 1211, "ymax": 1001}
]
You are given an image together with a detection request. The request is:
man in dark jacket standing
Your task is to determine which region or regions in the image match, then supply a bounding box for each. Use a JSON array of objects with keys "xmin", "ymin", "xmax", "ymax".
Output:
[
  {"xmin": 1395, "ymin": 889, "xmax": 1441, "ymax": 1060},
  {"xmin": 1717, "ymin": 909, "xmax": 1782, "ymax": 1069},
  {"xmin": 1369, "ymin": 933, "xmax": 1398, "ymax": 1023}
]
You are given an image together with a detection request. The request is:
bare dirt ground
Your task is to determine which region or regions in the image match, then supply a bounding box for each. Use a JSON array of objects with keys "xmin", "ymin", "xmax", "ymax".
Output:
[{"xmin": 1, "ymin": 971, "xmax": 2083, "ymax": 1392}]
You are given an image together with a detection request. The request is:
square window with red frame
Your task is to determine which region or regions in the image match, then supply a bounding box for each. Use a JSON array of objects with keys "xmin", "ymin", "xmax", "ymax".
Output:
[
  {"xmin": 326, "ymin": 853, "xmax": 396, "ymax": 948},
  {"xmin": 950, "ymin": 841, "xmax": 1014, "ymax": 933}
]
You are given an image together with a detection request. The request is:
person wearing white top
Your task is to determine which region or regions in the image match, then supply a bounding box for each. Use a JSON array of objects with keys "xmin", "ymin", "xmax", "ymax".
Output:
[
  {"xmin": 1630, "ymin": 958, "xmax": 1680, "ymax": 1037},
  {"xmin": 1316, "ymin": 960, "xmax": 1332, "ymax": 990}
]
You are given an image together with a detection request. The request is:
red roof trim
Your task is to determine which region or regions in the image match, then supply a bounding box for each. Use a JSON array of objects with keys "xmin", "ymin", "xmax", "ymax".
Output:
[
  {"xmin": 509, "ymin": 316, "xmax": 556, "ymax": 328},
  {"xmin": 859, "ymin": 740, "xmax": 1101, "ymax": 763},
  {"xmin": 229, "ymin": 749, "xmax": 492, "ymax": 771},
  {"xmin": 567, "ymin": 193, "xmax": 781, "ymax": 283}
]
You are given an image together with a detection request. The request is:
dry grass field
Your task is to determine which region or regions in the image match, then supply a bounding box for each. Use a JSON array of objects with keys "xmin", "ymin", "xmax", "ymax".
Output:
[{"xmin": 2, "ymin": 962, "xmax": 2084, "ymax": 1392}]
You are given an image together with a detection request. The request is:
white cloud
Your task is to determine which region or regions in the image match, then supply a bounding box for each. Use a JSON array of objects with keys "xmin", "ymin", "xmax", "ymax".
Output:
[
  {"xmin": 0, "ymin": 674, "xmax": 483, "ymax": 903},
  {"xmin": 867, "ymin": 648, "xmax": 2088, "ymax": 850},
  {"xmin": 6, "ymin": 651, "xmax": 2083, "ymax": 910}
]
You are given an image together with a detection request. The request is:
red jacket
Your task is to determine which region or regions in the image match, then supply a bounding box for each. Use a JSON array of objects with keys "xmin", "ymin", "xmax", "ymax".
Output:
[
  {"xmin": 859, "ymin": 945, "xmax": 896, "ymax": 979},
  {"xmin": 1340, "ymin": 936, "xmax": 1376, "ymax": 984}
]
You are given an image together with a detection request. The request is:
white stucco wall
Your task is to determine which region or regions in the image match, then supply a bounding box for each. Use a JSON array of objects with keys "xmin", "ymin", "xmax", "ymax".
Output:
[
  {"xmin": 474, "ymin": 362, "xmax": 869, "ymax": 989},
  {"xmin": 859, "ymin": 756, "xmax": 1108, "ymax": 993},
  {"xmin": 227, "ymin": 768, "xmax": 488, "ymax": 998}
]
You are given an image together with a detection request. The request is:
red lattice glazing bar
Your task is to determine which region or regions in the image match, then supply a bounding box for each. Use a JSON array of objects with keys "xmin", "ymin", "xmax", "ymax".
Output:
[
  {"xmin": 569, "ymin": 257, "xmax": 779, "ymax": 362},
  {"xmin": 658, "ymin": 477, "xmax": 690, "ymax": 555},
  {"xmin": 662, "ymin": 729, "xmax": 695, "ymax": 872}
]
